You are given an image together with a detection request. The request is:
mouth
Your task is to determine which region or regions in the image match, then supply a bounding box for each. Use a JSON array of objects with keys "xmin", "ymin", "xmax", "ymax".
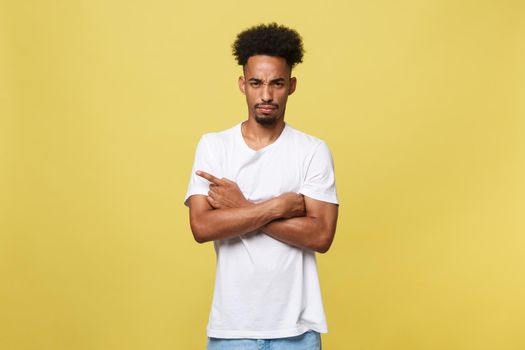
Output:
[{"xmin": 256, "ymin": 104, "xmax": 277, "ymax": 114}]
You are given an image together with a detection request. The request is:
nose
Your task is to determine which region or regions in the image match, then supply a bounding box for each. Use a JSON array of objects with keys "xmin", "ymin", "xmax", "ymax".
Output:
[{"xmin": 261, "ymin": 84, "xmax": 272, "ymax": 103}]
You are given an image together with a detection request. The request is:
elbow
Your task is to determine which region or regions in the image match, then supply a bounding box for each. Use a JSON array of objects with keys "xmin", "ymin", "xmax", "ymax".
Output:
[
  {"xmin": 316, "ymin": 246, "xmax": 330, "ymax": 254},
  {"xmin": 193, "ymin": 232, "xmax": 207, "ymax": 244},
  {"xmin": 190, "ymin": 220, "xmax": 210, "ymax": 244},
  {"xmin": 314, "ymin": 230, "xmax": 335, "ymax": 254},
  {"xmin": 315, "ymin": 242, "xmax": 331, "ymax": 254}
]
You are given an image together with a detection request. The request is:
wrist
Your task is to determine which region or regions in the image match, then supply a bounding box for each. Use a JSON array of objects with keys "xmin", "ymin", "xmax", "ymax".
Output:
[
  {"xmin": 266, "ymin": 196, "xmax": 286, "ymax": 220},
  {"xmin": 243, "ymin": 199, "xmax": 256, "ymax": 207}
]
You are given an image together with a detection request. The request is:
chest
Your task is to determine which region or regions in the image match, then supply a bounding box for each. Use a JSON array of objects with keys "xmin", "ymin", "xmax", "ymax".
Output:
[{"xmin": 222, "ymin": 149, "xmax": 304, "ymax": 202}]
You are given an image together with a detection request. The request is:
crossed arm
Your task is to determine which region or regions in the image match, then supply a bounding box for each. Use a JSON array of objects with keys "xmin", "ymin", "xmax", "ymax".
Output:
[{"xmin": 187, "ymin": 171, "xmax": 339, "ymax": 253}]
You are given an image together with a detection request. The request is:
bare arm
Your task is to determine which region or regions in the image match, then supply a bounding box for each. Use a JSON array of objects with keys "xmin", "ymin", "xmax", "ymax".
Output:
[
  {"xmin": 187, "ymin": 171, "xmax": 305, "ymax": 243},
  {"xmin": 261, "ymin": 197, "xmax": 338, "ymax": 253},
  {"xmin": 196, "ymin": 171, "xmax": 339, "ymax": 253}
]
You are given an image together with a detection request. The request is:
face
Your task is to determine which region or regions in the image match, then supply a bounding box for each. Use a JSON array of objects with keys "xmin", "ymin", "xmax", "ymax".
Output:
[{"xmin": 238, "ymin": 55, "xmax": 297, "ymax": 126}]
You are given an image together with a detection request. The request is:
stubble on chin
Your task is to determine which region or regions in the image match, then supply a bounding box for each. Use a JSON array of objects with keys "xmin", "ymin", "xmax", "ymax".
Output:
[{"xmin": 254, "ymin": 115, "xmax": 278, "ymax": 126}]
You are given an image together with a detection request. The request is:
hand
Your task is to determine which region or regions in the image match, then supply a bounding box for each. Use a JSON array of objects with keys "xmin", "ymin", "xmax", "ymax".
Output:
[
  {"xmin": 196, "ymin": 170, "xmax": 251, "ymax": 209},
  {"xmin": 278, "ymin": 192, "xmax": 306, "ymax": 219}
]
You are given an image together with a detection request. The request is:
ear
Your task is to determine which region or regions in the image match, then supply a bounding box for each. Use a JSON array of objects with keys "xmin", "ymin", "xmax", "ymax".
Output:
[
  {"xmin": 288, "ymin": 77, "xmax": 297, "ymax": 95},
  {"xmin": 238, "ymin": 76, "xmax": 246, "ymax": 94}
]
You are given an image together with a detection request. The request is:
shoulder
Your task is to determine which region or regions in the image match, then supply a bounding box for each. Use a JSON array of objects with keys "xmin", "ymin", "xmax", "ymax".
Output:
[
  {"xmin": 197, "ymin": 123, "xmax": 239, "ymax": 149},
  {"xmin": 286, "ymin": 124, "xmax": 330, "ymax": 154}
]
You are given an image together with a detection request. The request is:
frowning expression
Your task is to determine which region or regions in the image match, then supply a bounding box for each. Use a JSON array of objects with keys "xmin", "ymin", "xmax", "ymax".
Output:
[{"xmin": 238, "ymin": 55, "xmax": 297, "ymax": 125}]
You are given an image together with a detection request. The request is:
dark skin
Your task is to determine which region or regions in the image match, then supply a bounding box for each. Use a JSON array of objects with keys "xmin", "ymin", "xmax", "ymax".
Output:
[
  {"xmin": 187, "ymin": 55, "xmax": 339, "ymax": 253},
  {"xmin": 194, "ymin": 171, "xmax": 338, "ymax": 253}
]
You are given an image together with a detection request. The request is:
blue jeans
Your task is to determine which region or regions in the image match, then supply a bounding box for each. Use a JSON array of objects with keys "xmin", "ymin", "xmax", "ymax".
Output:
[{"xmin": 207, "ymin": 330, "xmax": 322, "ymax": 350}]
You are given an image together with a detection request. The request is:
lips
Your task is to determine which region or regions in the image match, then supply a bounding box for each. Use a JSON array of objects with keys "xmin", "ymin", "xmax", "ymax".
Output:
[{"xmin": 256, "ymin": 105, "xmax": 277, "ymax": 113}]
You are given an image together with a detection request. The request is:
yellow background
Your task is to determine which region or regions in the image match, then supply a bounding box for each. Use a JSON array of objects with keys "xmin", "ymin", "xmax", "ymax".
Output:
[{"xmin": 1, "ymin": 0, "xmax": 524, "ymax": 349}]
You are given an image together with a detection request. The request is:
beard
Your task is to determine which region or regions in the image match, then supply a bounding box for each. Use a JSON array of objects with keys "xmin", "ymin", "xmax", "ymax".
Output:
[
  {"xmin": 253, "ymin": 104, "xmax": 280, "ymax": 126},
  {"xmin": 255, "ymin": 114, "xmax": 278, "ymax": 125}
]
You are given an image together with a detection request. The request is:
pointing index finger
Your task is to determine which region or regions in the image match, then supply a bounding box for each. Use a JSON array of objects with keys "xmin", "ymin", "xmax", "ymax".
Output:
[{"xmin": 196, "ymin": 170, "xmax": 223, "ymax": 185}]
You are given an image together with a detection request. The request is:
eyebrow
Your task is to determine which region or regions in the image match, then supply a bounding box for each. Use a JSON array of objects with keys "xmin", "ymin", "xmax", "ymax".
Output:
[{"xmin": 248, "ymin": 77, "xmax": 286, "ymax": 83}]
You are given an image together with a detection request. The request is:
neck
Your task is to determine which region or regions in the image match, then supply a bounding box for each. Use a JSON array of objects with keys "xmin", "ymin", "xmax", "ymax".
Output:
[{"xmin": 241, "ymin": 118, "xmax": 286, "ymax": 150}]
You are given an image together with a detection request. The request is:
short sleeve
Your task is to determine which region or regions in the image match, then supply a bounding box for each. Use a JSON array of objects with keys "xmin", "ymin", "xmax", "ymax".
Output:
[
  {"xmin": 299, "ymin": 141, "xmax": 339, "ymax": 204},
  {"xmin": 184, "ymin": 135, "xmax": 215, "ymax": 206}
]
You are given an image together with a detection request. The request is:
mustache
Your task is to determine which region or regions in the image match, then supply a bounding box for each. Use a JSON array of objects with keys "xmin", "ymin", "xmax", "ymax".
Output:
[{"xmin": 255, "ymin": 103, "xmax": 278, "ymax": 108}]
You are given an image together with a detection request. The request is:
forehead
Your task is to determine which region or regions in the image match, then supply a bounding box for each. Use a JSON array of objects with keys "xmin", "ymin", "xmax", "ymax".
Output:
[{"xmin": 243, "ymin": 55, "xmax": 291, "ymax": 78}]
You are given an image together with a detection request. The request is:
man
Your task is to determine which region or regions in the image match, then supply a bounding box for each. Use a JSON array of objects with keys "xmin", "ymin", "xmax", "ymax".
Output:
[{"xmin": 184, "ymin": 23, "xmax": 339, "ymax": 350}]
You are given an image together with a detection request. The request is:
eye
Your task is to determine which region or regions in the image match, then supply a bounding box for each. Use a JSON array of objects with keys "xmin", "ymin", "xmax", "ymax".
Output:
[
  {"xmin": 273, "ymin": 82, "xmax": 284, "ymax": 88},
  {"xmin": 249, "ymin": 81, "xmax": 261, "ymax": 87}
]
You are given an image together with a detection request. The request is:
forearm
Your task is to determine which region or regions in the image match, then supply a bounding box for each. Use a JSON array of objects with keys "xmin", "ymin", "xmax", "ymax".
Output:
[
  {"xmin": 190, "ymin": 197, "xmax": 283, "ymax": 243},
  {"xmin": 261, "ymin": 216, "xmax": 333, "ymax": 253}
]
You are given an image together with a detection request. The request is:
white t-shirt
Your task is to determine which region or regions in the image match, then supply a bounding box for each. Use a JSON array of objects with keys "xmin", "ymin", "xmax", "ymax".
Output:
[{"xmin": 184, "ymin": 122, "xmax": 338, "ymax": 339}]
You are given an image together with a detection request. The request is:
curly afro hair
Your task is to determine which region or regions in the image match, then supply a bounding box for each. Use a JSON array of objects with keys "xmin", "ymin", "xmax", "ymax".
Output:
[{"xmin": 232, "ymin": 23, "xmax": 304, "ymax": 69}]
